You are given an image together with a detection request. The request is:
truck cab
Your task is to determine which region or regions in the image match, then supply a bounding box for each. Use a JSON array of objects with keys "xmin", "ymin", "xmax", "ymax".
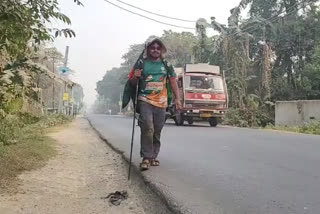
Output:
[{"xmin": 169, "ymin": 63, "xmax": 228, "ymax": 127}]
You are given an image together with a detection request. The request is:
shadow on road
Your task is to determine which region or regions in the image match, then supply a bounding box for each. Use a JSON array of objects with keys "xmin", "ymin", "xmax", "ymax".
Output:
[{"xmin": 164, "ymin": 120, "xmax": 223, "ymax": 128}]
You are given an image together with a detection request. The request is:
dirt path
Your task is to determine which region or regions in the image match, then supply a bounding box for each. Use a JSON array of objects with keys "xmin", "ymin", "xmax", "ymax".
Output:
[{"xmin": 0, "ymin": 117, "xmax": 164, "ymax": 214}]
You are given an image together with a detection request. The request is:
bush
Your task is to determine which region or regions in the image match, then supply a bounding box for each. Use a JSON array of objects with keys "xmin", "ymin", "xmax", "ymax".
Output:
[
  {"xmin": 0, "ymin": 115, "xmax": 24, "ymax": 146},
  {"xmin": 0, "ymin": 113, "xmax": 71, "ymax": 191},
  {"xmin": 222, "ymin": 106, "xmax": 274, "ymax": 127},
  {"xmin": 1, "ymin": 98, "xmax": 23, "ymax": 114},
  {"xmin": 37, "ymin": 114, "xmax": 72, "ymax": 128},
  {"xmin": 17, "ymin": 112, "xmax": 41, "ymax": 124},
  {"xmin": 222, "ymin": 108, "xmax": 250, "ymax": 127},
  {"xmin": 0, "ymin": 114, "xmax": 71, "ymax": 146},
  {"xmin": 299, "ymin": 121, "xmax": 320, "ymax": 135},
  {"xmin": 266, "ymin": 121, "xmax": 320, "ymax": 135}
]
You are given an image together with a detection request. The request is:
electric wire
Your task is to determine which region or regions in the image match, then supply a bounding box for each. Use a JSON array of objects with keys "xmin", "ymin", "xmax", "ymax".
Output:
[
  {"xmin": 103, "ymin": 0, "xmax": 195, "ymax": 30},
  {"xmin": 114, "ymin": 0, "xmax": 196, "ymax": 23}
]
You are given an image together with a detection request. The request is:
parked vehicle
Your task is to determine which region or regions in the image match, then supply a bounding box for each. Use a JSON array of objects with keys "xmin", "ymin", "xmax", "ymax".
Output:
[{"xmin": 168, "ymin": 63, "xmax": 228, "ymax": 127}]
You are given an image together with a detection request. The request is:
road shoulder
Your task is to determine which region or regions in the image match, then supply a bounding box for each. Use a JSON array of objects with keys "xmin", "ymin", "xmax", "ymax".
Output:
[{"xmin": 0, "ymin": 117, "xmax": 170, "ymax": 214}]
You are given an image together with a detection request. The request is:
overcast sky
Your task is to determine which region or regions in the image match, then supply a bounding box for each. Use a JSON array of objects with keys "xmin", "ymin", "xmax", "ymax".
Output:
[{"xmin": 54, "ymin": 0, "xmax": 241, "ymax": 106}]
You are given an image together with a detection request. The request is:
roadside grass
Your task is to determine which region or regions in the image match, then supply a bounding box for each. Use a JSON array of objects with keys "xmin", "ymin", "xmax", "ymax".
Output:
[
  {"xmin": 265, "ymin": 121, "xmax": 320, "ymax": 135},
  {"xmin": 0, "ymin": 114, "xmax": 72, "ymax": 192}
]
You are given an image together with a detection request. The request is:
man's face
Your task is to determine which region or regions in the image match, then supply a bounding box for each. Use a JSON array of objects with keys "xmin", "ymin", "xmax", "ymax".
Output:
[{"xmin": 147, "ymin": 42, "xmax": 162, "ymax": 59}]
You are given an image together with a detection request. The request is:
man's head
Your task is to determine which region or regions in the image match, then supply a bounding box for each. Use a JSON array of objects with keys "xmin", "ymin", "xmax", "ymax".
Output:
[{"xmin": 145, "ymin": 38, "xmax": 167, "ymax": 60}]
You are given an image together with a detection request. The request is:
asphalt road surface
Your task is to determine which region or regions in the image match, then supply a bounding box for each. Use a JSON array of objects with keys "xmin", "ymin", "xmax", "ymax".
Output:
[{"xmin": 87, "ymin": 114, "xmax": 320, "ymax": 214}]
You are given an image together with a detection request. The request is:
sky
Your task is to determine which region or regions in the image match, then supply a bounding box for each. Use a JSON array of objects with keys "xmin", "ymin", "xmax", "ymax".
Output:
[{"xmin": 54, "ymin": 0, "xmax": 241, "ymax": 106}]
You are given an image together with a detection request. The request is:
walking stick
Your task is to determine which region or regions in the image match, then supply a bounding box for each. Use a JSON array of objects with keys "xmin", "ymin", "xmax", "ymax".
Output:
[{"xmin": 128, "ymin": 79, "xmax": 139, "ymax": 180}]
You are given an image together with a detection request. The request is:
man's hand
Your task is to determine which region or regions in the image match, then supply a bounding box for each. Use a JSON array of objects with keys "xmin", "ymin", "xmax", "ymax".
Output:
[
  {"xmin": 175, "ymin": 100, "xmax": 182, "ymax": 110},
  {"xmin": 134, "ymin": 69, "xmax": 142, "ymax": 78},
  {"xmin": 169, "ymin": 77, "xmax": 182, "ymax": 110}
]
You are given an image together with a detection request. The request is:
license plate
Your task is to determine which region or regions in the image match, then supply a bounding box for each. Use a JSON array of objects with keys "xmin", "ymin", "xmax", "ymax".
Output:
[{"xmin": 200, "ymin": 113, "xmax": 212, "ymax": 118}]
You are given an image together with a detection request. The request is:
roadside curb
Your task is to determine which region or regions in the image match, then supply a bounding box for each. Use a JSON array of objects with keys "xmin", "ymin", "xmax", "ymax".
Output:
[{"xmin": 86, "ymin": 117, "xmax": 188, "ymax": 214}]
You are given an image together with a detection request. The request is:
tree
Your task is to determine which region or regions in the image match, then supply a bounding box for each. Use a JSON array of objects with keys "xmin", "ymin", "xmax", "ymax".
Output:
[
  {"xmin": 0, "ymin": 0, "xmax": 80, "ymax": 59},
  {"xmin": 0, "ymin": 0, "xmax": 82, "ymax": 113},
  {"xmin": 193, "ymin": 19, "xmax": 216, "ymax": 63},
  {"xmin": 209, "ymin": 0, "xmax": 253, "ymax": 109},
  {"xmin": 161, "ymin": 30, "xmax": 197, "ymax": 67},
  {"xmin": 211, "ymin": 0, "xmax": 320, "ymax": 126},
  {"xmin": 121, "ymin": 43, "xmax": 145, "ymax": 71},
  {"xmin": 96, "ymin": 67, "xmax": 128, "ymax": 113},
  {"xmin": 303, "ymin": 42, "xmax": 320, "ymax": 99}
]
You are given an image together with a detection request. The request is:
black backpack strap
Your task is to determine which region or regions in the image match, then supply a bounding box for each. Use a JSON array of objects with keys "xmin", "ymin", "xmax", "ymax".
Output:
[{"xmin": 161, "ymin": 59, "xmax": 171, "ymax": 79}]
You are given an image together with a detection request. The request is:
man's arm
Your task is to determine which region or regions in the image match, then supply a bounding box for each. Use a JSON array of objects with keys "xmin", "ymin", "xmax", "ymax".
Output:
[
  {"xmin": 129, "ymin": 69, "xmax": 142, "ymax": 85},
  {"xmin": 169, "ymin": 77, "xmax": 182, "ymax": 110}
]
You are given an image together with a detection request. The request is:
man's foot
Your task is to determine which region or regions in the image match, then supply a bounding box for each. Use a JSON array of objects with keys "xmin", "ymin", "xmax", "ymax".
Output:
[
  {"xmin": 140, "ymin": 159, "xmax": 150, "ymax": 170},
  {"xmin": 151, "ymin": 159, "xmax": 160, "ymax": 166}
]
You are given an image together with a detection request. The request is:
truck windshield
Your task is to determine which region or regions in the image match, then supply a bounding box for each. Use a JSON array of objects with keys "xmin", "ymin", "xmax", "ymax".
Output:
[{"xmin": 184, "ymin": 75, "xmax": 224, "ymax": 92}]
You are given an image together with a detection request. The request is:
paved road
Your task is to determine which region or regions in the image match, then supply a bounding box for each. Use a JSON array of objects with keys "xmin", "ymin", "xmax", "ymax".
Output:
[{"xmin": 87, "ymin": 114, "xmax": 320, "ymax": 214}]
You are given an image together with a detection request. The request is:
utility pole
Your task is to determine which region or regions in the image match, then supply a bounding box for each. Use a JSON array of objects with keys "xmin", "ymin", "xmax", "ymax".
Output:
[
  {"xmin": 63, "ymin": 46, "xmax": 69, "ymax": 115},
  {"xmin": 52, "ymin": 82, "xmax": 55, "ymax": 113},
  {"xmin": 64, "ymin": 46, "xmax": 69, "ymax": 67},
  {"xmin": 107, "ymin": 100, "xmax": 110, "ymax": 115},
  {"xmin": 50, "ymin": 52, "xmax": 56, "ymax": 113},
  {"xmin": 119, "ymin": 91, "xmax": 122, "ymax": 114}
]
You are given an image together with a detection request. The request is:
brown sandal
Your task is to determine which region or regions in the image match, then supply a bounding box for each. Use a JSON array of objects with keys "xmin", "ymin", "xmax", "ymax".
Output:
[
  {"xmin": 140, "ymin": 159, "xmax": 150, "ymax": 170},
  {"xmin": 151, "ymin": 159, "xmax": 160, "ymax": 166}
]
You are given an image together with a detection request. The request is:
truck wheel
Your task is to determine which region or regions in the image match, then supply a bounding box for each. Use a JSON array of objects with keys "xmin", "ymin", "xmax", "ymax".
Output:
[
  {"xmin": 174, "ymin": 113, "xmax": 184, "ymax": 126},
  {"xmin": 209, "ymin": 117, "xmax": 218, "ymax": 127},
  {"xmin": 187, "ymin": 118, "xmax": 194, "ymax": 125},
  {"xmin": 165, "ymin": 113, "xmax": 170, "ymax": 123}
]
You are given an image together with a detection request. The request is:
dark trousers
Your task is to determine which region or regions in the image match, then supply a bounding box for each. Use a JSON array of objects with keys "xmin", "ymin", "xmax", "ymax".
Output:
[{"xmin": 139, "ymin": 101, "xmax": 166, "ymax": 159}]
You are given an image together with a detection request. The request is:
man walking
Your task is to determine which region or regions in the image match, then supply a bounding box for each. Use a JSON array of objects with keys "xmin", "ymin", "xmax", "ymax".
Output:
[{"xmin": 129, "ymin": 38, "xmax": 181, "ymax": 170}]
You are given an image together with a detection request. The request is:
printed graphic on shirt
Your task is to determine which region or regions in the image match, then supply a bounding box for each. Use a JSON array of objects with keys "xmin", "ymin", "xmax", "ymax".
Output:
[
  {"xmin": 138, "ymin": 60, "xmax": 176, "ymax": 108},
  {"xmin": 145, "ymin": 82, "xmax": 163, "ymax": 91},
  {"xmin": 145, "ymin": 75, "xmax": 153, "ymax": 81}
]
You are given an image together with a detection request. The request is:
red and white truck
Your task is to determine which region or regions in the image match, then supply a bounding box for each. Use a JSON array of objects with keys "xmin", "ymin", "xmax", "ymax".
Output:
[{"xmin": 168, "ymin": 63, "xmax": 228, "ymax": 127}]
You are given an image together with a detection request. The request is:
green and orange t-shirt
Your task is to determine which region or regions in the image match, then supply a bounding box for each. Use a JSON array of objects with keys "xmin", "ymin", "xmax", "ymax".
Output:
[{"xmin": 138, "ymin": 60, "xmax": 176, "ymax": 108}]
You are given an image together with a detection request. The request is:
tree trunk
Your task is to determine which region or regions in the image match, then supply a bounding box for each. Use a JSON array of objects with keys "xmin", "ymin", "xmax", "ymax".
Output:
[{"xmin": 261, "ymin": 42, "xmax": 272, "ymax": 101}]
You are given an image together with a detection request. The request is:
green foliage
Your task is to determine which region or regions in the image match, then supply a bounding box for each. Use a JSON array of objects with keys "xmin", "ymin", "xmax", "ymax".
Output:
[
  {"xmin": 0, "ymin": 114, "xmax": 68, "ymax": 191},
  {"xmin": 1, "ymin": 97, "xmax": 23, "ymax": 114},
  {"xmin": 121, "ymin": 43, "xmax": 145, "ymax": 70},
  {"xmin": 194, "ymin": 19, "xmax": 216, "ymax": 64},
  {"xmin": 267, "ymin": 121, "xmax": 320, "ymax": 135},
  {"xmin": 121, "ymin": 30, "xmax": 197, "ymax": 69},
  {"xmin": 33, "ymin": 114, "xmax": 72, "ymax": 129},
  {"xmin": 303, "ymin": 42, "xmax": 320, "ymax": 99},
  {"xmin": 247, "ymin": 0, "xmax": 320, "ymax": 102},
  {"xmin": 211, "ymin": 11, "xmax": 252, "ymax": 109},
  {"xmin": 95, "ymin": 0, "xmax": 320, "ymax": 127},
  {"xmin": 298, "ymin": 122, "xmax": 320, "ymax": 135},
  {"xmin": 223, "ymin": 103, "xmax": 273, "ymax": 127},
  {"xmin": 0, "ymin": 115, "xmax": 24, "ymax": 146},
  {"xmin": 222, "ymin": 108, "xmax": 250, "ymax": 127},
  {"xmin": 0, "ymin": 113, "xmax": 71, "ymax": 146},
  {"xmin": 0, "ymin": 56, "xmax": 50, "ymax": 109},
  {"xmin": 161, "ymin": 30, "xmax": 197, "ymax": 66},
  {"xmin": 0, "ymin": 0, "xmax": 79, "ymax": 58},
  {"xmin": 0, "ymin": 0, "xmax": 82, "ymax": 115},
  {"xmin": 0, "ymin": 132, "xmax": 55, "ymax": 191},
  {"xmin": 96, "ymin": 67, "xmax": 128, "ymax": 113},
  {"xmin": 73, "ymin": 85, "xmax": 85, "ymax": 111},
  {"xmin": 208, "ymin": 0, "xmax": 320, "ymax": 127}
]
